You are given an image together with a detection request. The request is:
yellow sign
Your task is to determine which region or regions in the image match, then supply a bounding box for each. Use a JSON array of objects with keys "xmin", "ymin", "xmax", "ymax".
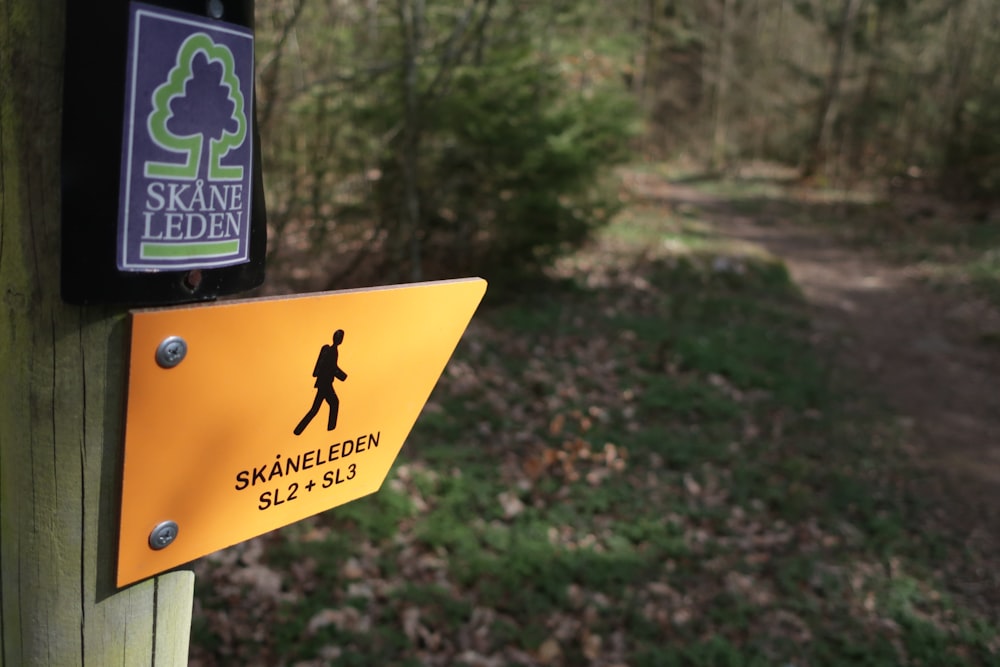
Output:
[{"xmin": 117, "ymin": 278, "xmax": 486, "ymax": 587}]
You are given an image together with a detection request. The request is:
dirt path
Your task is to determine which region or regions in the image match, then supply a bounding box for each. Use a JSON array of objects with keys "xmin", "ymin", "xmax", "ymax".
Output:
[
  {"xmin": 631, "ymin": 173, "xmax": 1000, "ymax": 602},
  {"xmin": 712, "ymin": 206, "xmax": 1000, "ymax": 493}
]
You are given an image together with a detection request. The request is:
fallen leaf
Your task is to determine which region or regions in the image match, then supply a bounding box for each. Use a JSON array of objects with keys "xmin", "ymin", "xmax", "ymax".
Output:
[
  {"xmin": 683, "ymin": 473, "xmax": 702, "ymax": 496},
  {"xmin": 498, "ymin": 490, "xmax": 526, "ymax": 518},
  {"xmin": 341, "ymin": 557, "xmax": 364, "ymax": 580},
  {"xmin": 537, "ymin": 638, "xmax": 562, "ymax": 665},
  {"xmin": 582, "ymin": 631, "xmax": 602, "ymax": 660},
  {"xmin": 549, "ymin": 413, "xmax": 565, "ymax": 436},
  {"xmin": 402, "ymin": 607, "xmax": 422, "ymax": 641}
]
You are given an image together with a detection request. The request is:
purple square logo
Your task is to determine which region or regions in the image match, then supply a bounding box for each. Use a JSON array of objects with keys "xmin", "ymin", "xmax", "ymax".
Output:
[{"xmin": 117, "ymin": 3, "xmax": 254, "ymax": 271}]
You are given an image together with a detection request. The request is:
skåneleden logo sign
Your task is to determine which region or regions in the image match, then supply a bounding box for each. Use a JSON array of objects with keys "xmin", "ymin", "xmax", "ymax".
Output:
[{"xmin": 118, "ymin": 4, "xmax": 254, "ymax": 271}]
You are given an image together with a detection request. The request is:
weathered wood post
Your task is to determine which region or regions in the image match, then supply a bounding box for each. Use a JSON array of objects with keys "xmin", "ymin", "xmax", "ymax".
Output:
[{"xmin": 0, "ymin": 2, "xmax": 195, "ymax": 664}]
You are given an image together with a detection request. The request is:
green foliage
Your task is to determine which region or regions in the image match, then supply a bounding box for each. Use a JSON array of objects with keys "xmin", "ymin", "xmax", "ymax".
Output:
[
  {"xmin": 258, "ymin": 0, "xmax": 638, "ymax": 286},
  {"xmin": 372, "ymin": 48, "xmax": 638, "ymax": 278},
  {"xmin": 942, "ymin": 88, "xmax": 1000, "ymax": 200}
]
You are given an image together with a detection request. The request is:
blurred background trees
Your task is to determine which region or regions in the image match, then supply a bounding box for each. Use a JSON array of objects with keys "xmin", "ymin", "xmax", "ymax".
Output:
[{"xmin": 253, "ymin": 0, "xmax": 1000, "ymax": 290}]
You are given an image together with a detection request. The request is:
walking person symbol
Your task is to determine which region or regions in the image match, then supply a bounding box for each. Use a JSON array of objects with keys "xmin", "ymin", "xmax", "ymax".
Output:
[{"xmin": 294, "ymin": 329, "xmax": 348, "ymax": 435}]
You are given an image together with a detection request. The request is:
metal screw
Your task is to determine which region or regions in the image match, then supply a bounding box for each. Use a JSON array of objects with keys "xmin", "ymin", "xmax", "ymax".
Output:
[
  {"xmin": 155, "ymin": 336, "xmax": 187, "ymax": 369},
  {"xmin": 183, "ymin": 269, "xmax": 203, "ymax": 292},
  {"xmin": 207, "ymin": 0, "xmax": 224, "ymax": 18},
  {"xmin": 149, "ymin": 521, "xmax": 179, "ymax": 550}
]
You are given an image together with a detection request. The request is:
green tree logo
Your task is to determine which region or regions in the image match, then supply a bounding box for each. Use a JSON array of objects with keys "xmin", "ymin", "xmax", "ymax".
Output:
[{"xmin": 145, "ymin": 33, "xmax": 247, "ymax": 181}]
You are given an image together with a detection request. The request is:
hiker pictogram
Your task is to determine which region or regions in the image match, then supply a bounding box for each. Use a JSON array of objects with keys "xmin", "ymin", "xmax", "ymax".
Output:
[{"xmin": 294, "ymin": 330, "xmax": 348, "ymax": 435}]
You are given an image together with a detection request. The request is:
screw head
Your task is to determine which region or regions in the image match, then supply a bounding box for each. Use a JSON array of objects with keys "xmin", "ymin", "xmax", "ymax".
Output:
[
  {"xmin": 149, "ymin": 521, "xmax": 179, "ymax": 550},
  {"xmin": 155, "ymin": 336, "xmax": 187, "ymax": 369},
  {"xmin": 207, "ymin": 0, "xmax": 224, "ymax": 18}
]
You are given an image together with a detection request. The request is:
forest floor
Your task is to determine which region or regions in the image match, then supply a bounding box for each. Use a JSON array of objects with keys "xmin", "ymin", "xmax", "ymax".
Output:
[
  {"xmin": 191, "ymin": 165, "xmax": 1000, "ymax": 666},
  {"xmin": 628, "ymin": 165, "xmax": 1000, "ymax": 604}
]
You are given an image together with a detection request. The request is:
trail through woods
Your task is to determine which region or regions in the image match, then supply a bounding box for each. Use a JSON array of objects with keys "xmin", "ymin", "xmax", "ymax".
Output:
[{"xmin": 630, "ymin": 171, "xmax": 1000, "ymax": 604}]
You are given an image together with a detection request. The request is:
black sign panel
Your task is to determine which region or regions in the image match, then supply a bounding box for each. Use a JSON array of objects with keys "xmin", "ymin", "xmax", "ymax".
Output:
[{"xmin": 62, "ymin": 0, "xmax": 266, "ymax": 305}]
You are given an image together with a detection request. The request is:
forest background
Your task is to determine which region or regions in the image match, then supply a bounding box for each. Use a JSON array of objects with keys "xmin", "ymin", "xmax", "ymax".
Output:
[
  {"xmin": 191, "ymin": 0, "xmax": 1000, "ymax": 664},
  {"xmin": 254, "ymin": 0, "xmax": 1000, "ymax": 291}
]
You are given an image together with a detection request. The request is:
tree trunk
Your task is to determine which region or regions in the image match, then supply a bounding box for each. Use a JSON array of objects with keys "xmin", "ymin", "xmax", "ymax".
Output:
[
  {"xmin": 396, "ymin": 0, "xmax": 424, "ymax": 283},
  {"xmin": 848, "ymin": 1, "xmax": 885, "ymax": 173},
  {"xmin": 711, "ymin": 0, "xmax": 736, "ymax": 172},
  {"xmin": 939, "ymin": 0, "xmax": 978, "ymax": 185},
  {"xmin": 801, "ymin": 0, "xmax": 861, "ymax": 179},
  {"xmin": 0, "ymin": 3, "xmax": 195, "ymax": 665}
]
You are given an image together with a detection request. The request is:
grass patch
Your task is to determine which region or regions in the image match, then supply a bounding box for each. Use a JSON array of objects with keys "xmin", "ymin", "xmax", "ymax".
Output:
[{"xmin": 668, "ymin": 167, "xmax": 1000, "ymax": 309}]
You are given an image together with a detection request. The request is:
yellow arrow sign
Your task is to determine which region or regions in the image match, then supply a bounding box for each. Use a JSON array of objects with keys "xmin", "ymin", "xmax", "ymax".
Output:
[{"xmin": 117, "ymin": 278, "xmax": 486, "ymax": 587}]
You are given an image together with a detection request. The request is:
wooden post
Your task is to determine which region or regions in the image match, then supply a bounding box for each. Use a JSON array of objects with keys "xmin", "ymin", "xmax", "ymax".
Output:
[{"xmin": 0, "ymin": 2, "xmax": 195, "ymax": 664}]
